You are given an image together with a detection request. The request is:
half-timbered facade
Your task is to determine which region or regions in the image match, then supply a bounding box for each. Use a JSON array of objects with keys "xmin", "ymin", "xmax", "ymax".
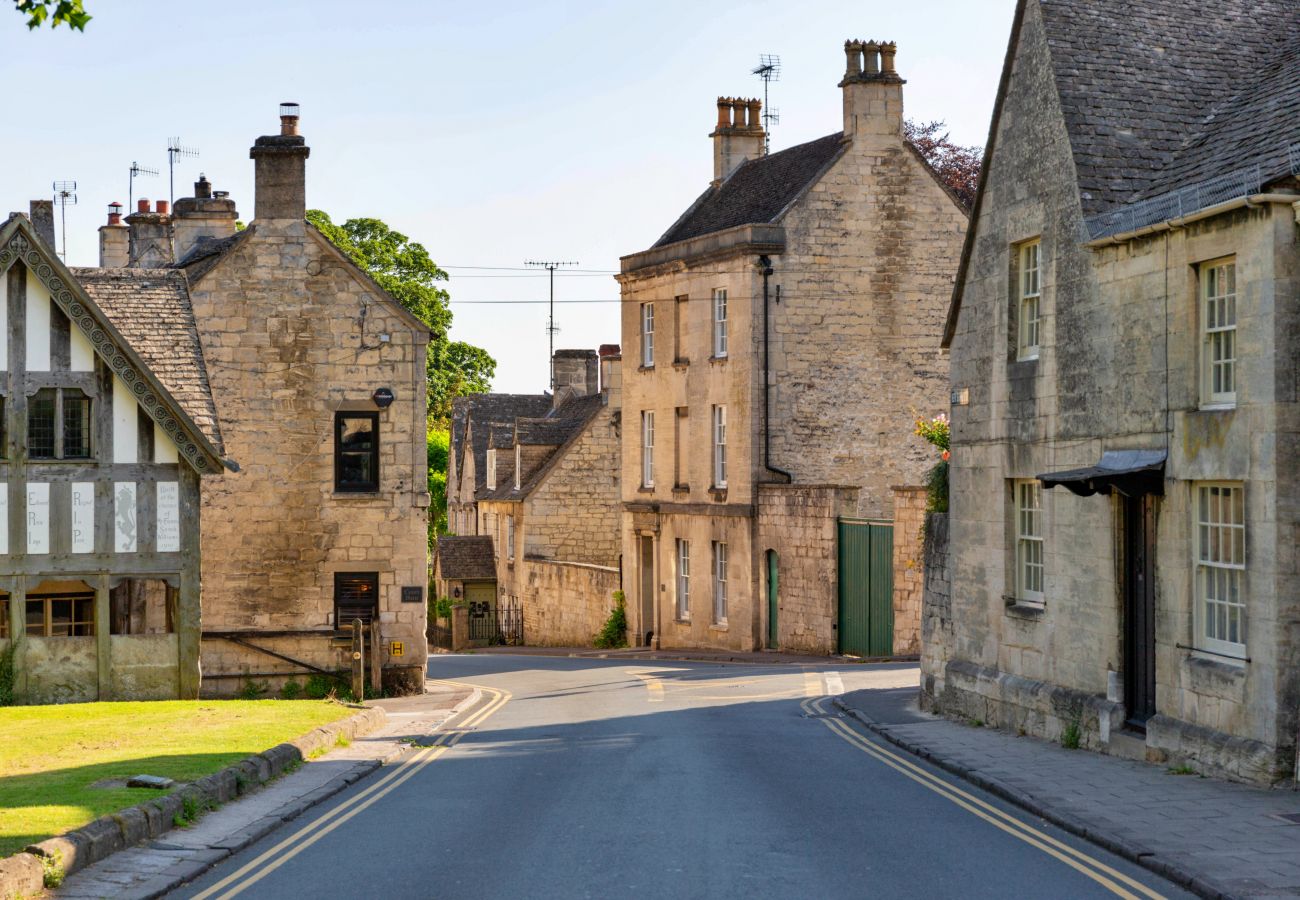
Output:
[{"xmin": 0, "ymin": 212, "xmax": 228, "ymax": 704}]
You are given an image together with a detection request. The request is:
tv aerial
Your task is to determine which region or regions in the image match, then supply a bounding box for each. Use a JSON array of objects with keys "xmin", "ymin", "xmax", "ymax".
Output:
[
  {"xmin": 752, "ymin": 54, "xmax": 781, "ymax": 152},
  {"xmin": 166, "ymin": 138, "xmax": 199, "ymax": 205},
  {"xmin": 52, "ymin": 180, "xmax": 77, "ymax": 260},
  {"xmin": 129, "ymin": 161, "xmax": 159, "ymax": 213}
]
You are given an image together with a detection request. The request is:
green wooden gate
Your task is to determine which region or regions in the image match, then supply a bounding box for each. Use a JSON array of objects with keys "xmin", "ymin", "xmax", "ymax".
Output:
[{"xmin": 837, "ymin": 519, "xmax": 894, "ymax": 657}]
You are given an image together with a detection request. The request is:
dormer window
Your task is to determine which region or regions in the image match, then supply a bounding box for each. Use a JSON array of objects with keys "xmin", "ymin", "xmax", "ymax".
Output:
[
  {"xmin": 486, "ymin": 448, "xmax": 497, "ymax": 491},
  {"xmin": 514, "ymin": 444, "xmax": 521, "ymax": 490},
  {"xmin": 28, "ymin": 388, "xmax": 92, "ymax": 460}
]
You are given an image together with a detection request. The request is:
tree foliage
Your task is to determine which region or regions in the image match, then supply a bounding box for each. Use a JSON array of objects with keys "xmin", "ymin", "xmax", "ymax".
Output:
[
  {"xmin": 904, "ymin": 120, "xmax": 983, "ymax": 210},
  {"xmin": 306, "ymin": 210, "xmax": 496, "ymax": 425},
  {"xmin": 14, "ymin": 0, "xmax": 89, "ymax": 30},
  {"xmin": 427, "ymin": 427, "xmax": 449, "ymax": 539}
]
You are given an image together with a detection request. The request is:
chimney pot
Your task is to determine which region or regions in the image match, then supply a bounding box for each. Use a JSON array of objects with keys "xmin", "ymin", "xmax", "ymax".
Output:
[
  {"xmin": 107, "ymin": 202, "xmax": 123, "ymax": 226},
  {"xmin": 137, "ymin": 198, "xmax": 151, "ymax": 214},
  {"xmin": 279, "ymin": 101, "xmax": 301, "ymax": 136},
  {"xmin": 195, "ymin": 174, "xmax": 213, "ymax": 199},
  {"xmin": 845, "ymin": 40, "xmax": 862, "ymax": 78},
  {"xmin": 155, "ymin": 199, "xmax": 170, "ymax": 215},
  {"xmin": 864, "ymin": 40, "xmax": 880, "ymax": 75},
  {"xmin": 716, "ymin": 97, "xmax": 730, "ymax": 129},
  {"xmin": 879, "ymin": 41, "xmax": 897, "ymax": 75},
  {"xmin": 747, "ymin": 98, "xmax": 762, "ymax": 131}
]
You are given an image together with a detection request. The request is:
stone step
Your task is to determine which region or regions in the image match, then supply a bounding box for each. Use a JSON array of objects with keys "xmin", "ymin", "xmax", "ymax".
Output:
[{"xmin": 1104, "ymin": 729, "xmax": 1149, "ymax": 762}]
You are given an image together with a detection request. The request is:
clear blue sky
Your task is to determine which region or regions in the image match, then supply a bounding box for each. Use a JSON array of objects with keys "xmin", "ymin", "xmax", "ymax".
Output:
[{"xmin": 2, "ymin": 0, "xmax": 1015, "ymax": 393}]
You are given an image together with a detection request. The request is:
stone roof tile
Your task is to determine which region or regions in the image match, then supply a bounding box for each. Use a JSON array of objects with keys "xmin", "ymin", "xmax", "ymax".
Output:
[{"xmin": 435, "ymin": 535, "xmax": 496, "ymax": 581}]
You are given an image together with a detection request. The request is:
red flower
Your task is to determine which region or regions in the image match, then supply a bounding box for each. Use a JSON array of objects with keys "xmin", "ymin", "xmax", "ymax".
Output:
[{"xmin": 941, "ymin": 450, "xmax": 951, "ymax": 462}]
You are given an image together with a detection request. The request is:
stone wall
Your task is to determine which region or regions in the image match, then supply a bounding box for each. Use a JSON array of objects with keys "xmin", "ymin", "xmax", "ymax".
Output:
[
  {"xmin": 890, "ymin": 486, "xmax": 927, "ymax": 655},
  {"xmin": 521, "ymin": 559, "xmax": 621, "ymax": 647},
  {"xmin": 919, "ymin": 512, "xmax": 950, "ymax": 704},
  {"xmin": 109, "ymin": 634, "xmax": 179, "ymax": 700},
  {"xmin": 524, "ymin": 405, "xmax": 621, "ymax": 565},
  {"xmin": 757, "ymin": 484, "xmax": 857, "ymax": 655},
  {"xmin": 23, "ymin": 636, "xmax": 97, "ymax": 704},
  {"xmin": 188, "ymin": 217, "xmax": 430, "ymax": 691}
]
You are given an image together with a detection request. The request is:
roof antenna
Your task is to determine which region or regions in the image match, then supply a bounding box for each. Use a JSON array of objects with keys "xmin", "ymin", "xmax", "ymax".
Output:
[
  {"xmin": 52, "ymin": 181, "xmax": 77, "ymax": 261},
  {"xmin": 166, "ymin": 138, "xmax": 199, "ymax": 206},
  {"xmin": 525, "ymin": 260, "xmax": 579, "ymax": 391},
  {"xmin": 752, "ymin": 54, "xmax": 781, "ymax": 153},
  {"xmin": 128, "ymin": 161, "xmax": 159, "ymax": 213}
]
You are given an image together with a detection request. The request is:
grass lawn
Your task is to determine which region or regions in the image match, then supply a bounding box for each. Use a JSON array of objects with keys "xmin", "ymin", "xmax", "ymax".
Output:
[{"xmin": 0, "ymin": 699, "xmax": 356, "ymax": 858}]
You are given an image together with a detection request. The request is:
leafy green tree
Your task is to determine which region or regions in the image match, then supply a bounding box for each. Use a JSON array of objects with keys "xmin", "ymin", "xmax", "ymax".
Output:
[
  {"xmin": 307, "ymin": 210, "xmax": 496, "ymax": 425},
  {"xmin": 14, "ymin": 0, "xmax": 90, "ymax": 30},
  {"xmin": 427, "ymin": 427, "xmax": 450, "ymax": 539}
]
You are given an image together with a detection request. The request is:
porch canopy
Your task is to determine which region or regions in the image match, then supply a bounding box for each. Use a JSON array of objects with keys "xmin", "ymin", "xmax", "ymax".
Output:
[{"xmin": 1037, "ymin": 449, "xmax": 1166, "ymax": 497}]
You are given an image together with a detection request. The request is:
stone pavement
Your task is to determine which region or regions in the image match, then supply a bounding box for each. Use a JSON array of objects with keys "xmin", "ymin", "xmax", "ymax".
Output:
[
  {"xmin": 836, "ymin": 686, "xmax": 1300, "ymax": 900},
  {"xmin": 466, "ymin": 644, "xmax": 916, "ymax": 666},
  {"xmin": 54, "ymin": 681, "xmax": 475, "ymax": 900}
]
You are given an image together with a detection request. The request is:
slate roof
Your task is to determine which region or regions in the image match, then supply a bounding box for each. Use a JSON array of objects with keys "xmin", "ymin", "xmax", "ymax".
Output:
[
  {"xmin": 481, "ymin": 394, "xmax": 604, "ymax": 502},
  {"xmin": 451, "ymin": 393, "xmax": 551, "ymax": 498},
  {"xmin": 71, "ymin": 267, "xmax": 224, "ymax": 452},
  {"xmin": 654, "ymin": 132, "xmax": 847, "ymax": 247},
  {"xmin": 1039, "ymin": 0, "xmax": 1300, "ymax": 216},
  {"xmin": 174, "ymin": 229, "xmax": 251, "ymax": 282},
  {"xmin": 434, "ymin": 535, "xmax": 496, "ymax": 581}
]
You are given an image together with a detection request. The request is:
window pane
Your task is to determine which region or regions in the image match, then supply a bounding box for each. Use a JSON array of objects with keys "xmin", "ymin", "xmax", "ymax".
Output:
[
  {"xmin": 29, "ymin": 389, "xmax": 55, "ymax": 459},
  {"xmin": 336, "ymin": 415, "xmax": 378, "ymax": 490},
  {"xmin": 63, "ymin": 392, "xmax": 91, "ymax": 458},
  {"xmin": 339, "ymin": 417, "xmax": 374, "ymax": 452},
  {"xmin": 26, "ymin": 600, "xmax": 45, "ymax": 636}
]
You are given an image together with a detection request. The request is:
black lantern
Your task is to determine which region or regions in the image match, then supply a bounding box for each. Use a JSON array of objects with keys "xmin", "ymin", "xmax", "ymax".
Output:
[{"xmin": 372, "ymin": 387, "xmax": 394, "ymax": 408}]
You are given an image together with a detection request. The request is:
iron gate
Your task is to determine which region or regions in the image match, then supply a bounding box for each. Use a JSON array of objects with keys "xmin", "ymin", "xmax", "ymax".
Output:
[
  {"xmin": 468, "ymin": 604, "xmax": 524, "ymax": 646},
  {"xmin": 838, "ymin": 519, "xmax": 894, "ymax": 657}
]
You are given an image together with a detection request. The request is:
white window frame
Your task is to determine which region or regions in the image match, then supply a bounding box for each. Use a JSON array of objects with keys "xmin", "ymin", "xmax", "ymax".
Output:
[
  {"xmin": 1015, "ymin": 479, "xmax": 1044, "ymax": 604},
  {"xmin": 506, "ymin": 515, "xmax": 515, "ymax": 562},
  {"xmin": 712, "ymin": 540, "xmax": 727, "ymax": 624},
  {"xmin": 712, "ymin": 405, "xmax": 727, "ymax": 488},
  {"xmin": 676, "ymin": 539, "xmax": 690, "ymax": 619},
  {"xmin": 641, "ymin": 411, "xmax": 655, "ymax": 488},
  {"xmin": 1195, "ymin": 482, "xmax": 1246, "ymax": 659},
  {"xmin": 1017, "ymin": 240, "xmax": 1041, "ymax": 361},
  {"xmin": 514, "ymin": 444, "xmax": 521, "ymax": 490},
  {"xmin": 485, "ymin": 448, "xmax": 497, "ymax": 491},
  {"xmin": 641, "ymin": 303, "xmax": 655, "ymax": 367},
  {"xmin": 1200, "ymin": 258, "xmax": 1237, "ymax": 407},
  {"xmin": 712, "ymin": 288, "xmax": 728, "ymax": 358}
]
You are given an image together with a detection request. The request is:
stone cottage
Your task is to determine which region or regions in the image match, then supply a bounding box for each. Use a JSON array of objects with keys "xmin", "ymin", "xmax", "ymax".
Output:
[
  {"xmin": 96, "ymin": 105, "xmax": 433, "ymax": 695},
  {"xmin": 0, "ymin": 209, "xmax": 229, "ymax": 703},
  {"xmin": 440, "ymin": 348, "xmax": 622, "ymax": 645},
  {"xmin": 931, "ymin": 0, "xmax": 1300, "ymax": 784},
  {"xmin": 618, "ymin": 39, "xmax": 966, "ymax": 654}
]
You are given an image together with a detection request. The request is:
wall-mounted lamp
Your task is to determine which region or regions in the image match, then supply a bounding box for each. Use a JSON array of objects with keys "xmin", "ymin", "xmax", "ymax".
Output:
[
  {"xmin": 452, "ymin": 586, "xmax": 462, "ymax": 598},
  {"xmin": 372, "ymin": 387, "xmax": 394, "ymax": 408}
]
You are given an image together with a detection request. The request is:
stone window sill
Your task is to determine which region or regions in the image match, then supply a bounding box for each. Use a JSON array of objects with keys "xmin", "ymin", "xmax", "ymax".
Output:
[
  {"xmin": 637, "ymin": 486, "xmax": 655, "ymax": 494},
  {"xmin": 638, "ymin": 365, "xmax": 655, "ymax": 373},
  {"xmin": 710, "ymin": 622, "xmax": 728, "ymax": 632},
  {"xmin": 673, "ymin": 359, "xmax": 689, "ymax": 369},
  {"xmin": 332, "ymin": 490, "xmax": 383, "ymax": 499},
  {"xmin": 1183, "ymin": 651, "xmax": 1247, "ymax": 675},
  {"xmin": 709, "ymin": 487, "xmax": 728, "ymax": 501},
  {"xmin": 1197, "ymin": 402, "xmax": 1236, "ymax": 413},
  {"xmin": 709, "ymin": 355, "xmax": 728, "ymax": 365},
  {"xmin": 1003, "ymin": 596, "xmax": 1045, "ymax": 619}
]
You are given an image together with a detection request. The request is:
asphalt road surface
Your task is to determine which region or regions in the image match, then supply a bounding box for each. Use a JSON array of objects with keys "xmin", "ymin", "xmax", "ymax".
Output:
[{"xmin": 175, "ymin": 655, "xmax": 1193, "ymax": 900}]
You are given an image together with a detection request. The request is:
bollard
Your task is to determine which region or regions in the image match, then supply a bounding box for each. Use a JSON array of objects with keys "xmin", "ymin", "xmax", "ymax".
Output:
[{"xmin": 351, "ymin": 619, "xmax": 364, "ymax": 701}]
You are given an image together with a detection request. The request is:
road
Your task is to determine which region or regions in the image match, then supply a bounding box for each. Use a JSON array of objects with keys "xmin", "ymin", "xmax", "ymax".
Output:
[{"xmin": 175, "ymin": 655, "xmax": 1192, "ymax": 899}]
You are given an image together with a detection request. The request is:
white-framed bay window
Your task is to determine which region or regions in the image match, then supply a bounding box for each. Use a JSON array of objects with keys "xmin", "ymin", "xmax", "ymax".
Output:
[
  {"xmin": 712, "ymin": 404, "xmax": 727, "ymax": 488},
  {"xmin": 1017, "ymin": 240, "xmax": 1041, "ymax": 360},
  {"xmin": 641, "ymin": 410, "xmax": 655, "ymax": 488},
  {"xmin": 712, "ymin": 540, "xmax": 727, "ymax": 624},
  {"xmin": 1195, "ymin": 482, "xmax": 1246, "ymax": 659},
  {"xmin": 712, "ymin": 288, "xmax": 728, "ymax": 358},
  {"xmin": 1015, "ymin": 479, "xmax": 1044, "ymax": 603},
  {"xmin": 676, "ymin": 538, "xmax": 690, "ymax": 619},
  {"xmin": 641, "ymin": 302, "xmax": 655, "ymax": 367},
  {"xmin": 1200, "ymin": 258, "xmax": 1236, "ymax": 407}
]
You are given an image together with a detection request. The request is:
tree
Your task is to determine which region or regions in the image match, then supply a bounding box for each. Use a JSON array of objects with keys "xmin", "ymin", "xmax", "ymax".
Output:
[
  {"xmin": 306, "ymin": 210, "xmax": 496, "ymax": 425},
  {"xmin": 427, "ymin": 427, "xmax": 450, "ymax": 539},
  {"xmin": 14, "ymin": 0, "xmax": 90, "ymax": 29},
  {"xmin": 905, "ymin": 120, "xmax": 982, "ymax": 210}
]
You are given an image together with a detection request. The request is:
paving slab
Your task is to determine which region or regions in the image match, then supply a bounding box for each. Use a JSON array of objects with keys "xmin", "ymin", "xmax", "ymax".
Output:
[
  {"xmin": 52, "ymin": 681, "xmax": 475, "ymax": 900},
  {"xmin": 837, "ymin": 687, "xmax": 1300, "ymax": 900}
]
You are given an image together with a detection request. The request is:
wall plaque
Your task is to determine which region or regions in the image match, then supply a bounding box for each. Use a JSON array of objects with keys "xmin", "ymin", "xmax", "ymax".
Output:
[
  {"xmin": 156, "ymin": 482, "xmax": 180, "ymax": 552},
  {"xmin": 401, "ymin": 586, "xmax": 424, "ymax": 604},
  {"xmin": 115, "ymin": 482, "xmax": 137, "ymax": 553},
  {"xmin": 71, "ymin": 482, "xmax": 94, "ymax": 553},
  {"xmin": 26, "ymin": 483, "xmax": 49, "ymax": 554}
]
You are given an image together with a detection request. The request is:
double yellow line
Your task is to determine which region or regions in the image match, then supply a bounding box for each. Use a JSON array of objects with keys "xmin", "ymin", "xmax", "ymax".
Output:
[
  {"xmin": 192, "ymin": 682, "xmax": 510, "ymax": 900},
  {"xmin": 802, "ymin": 696, "xmax": 1166, "ymax": 900}
]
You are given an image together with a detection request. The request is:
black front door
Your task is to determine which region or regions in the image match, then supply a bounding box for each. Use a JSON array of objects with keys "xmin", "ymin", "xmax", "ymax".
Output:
[{"xmin": 1123, "ymin": 494, "xmax": 1157, "ymax": 729}]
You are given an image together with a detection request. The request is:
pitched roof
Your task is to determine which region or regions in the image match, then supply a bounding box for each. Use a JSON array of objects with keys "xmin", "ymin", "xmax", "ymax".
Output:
[
  {"xmin": 654, "ymin": 132, "xmax": 847, "ymax": 247},
  {"xmin": 451, "ymin": 393, "xmax": 551, "ymax": 498},
  {"xmin": 435, "ymin": 535, "xmax": 496, "ymax": 581},
  {"xmin": 1039, "ymin": 0, "xmax": 1300, "ymax": 216},
  {"xmin": 71, "ymin": 268, "xmax": 224, "ymax": 452},
  {"xmin": 174, "ymin": 229, "xmax": 251, "ymax": 282},
  {"xmin": 481, "ymin": 393, "xmax": 604, "ymax": 502}
]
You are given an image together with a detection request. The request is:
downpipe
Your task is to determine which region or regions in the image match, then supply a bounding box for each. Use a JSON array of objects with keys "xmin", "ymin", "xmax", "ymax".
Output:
[{"xmin": 760, "ymin": 254, "xmax": 792, "ymax": 483}]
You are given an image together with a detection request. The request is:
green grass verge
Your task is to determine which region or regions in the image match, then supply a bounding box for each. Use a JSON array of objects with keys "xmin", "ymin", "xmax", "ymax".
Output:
[{"xmin": 0, "ymin": 699, "xmax": 355, "ymax": 858}]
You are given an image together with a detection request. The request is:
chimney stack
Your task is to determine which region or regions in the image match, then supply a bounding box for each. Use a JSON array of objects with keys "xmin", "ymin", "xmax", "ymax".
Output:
[
  {"xmin": 99, "ymin": 202, "xmax": 129, "ymax": 267},
  {"xmin": 839, "ymin": 38, "xmax": 905, "ymax": 139},
  {"xmin": 551, "ymin": 348, "xmax": 599, "ymax": 409},
  {"xmin": 172, "ymin": 173, "xmax": 239, "ymax": 262},
  {"xmin": 250, "ymin": 102, "xmax": 310, "ymax": 222},
  {"xmin": 29, "ymin": 200, "xmax": 56, "ymax": 249},
  {"xmin": 124, "ymin": 197, "xmax": 175, "ymax": 267},
  {"xmin": 710, "ymin": 97, "xmax": 766, "ymax": 186},
  {"xmin": 598, "ymin": 344, "xmax": 622, "ymax": 407}
]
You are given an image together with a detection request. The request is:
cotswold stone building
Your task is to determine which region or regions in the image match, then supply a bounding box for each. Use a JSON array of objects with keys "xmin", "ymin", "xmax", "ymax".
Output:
[
  {"xmin": 618, "ymin": 40, "xmax": 966, "ymax": 653},
  {"xmin": 931, "ymin": 0, "xmax": 1300, "ymax": 784},
  {"xmin": 441, "ymin": 348, "xmax": 622, "ymax": 645},
  {"xmin": 93, "ymin": 106, "xmax": 432, "ymax": 695},
  {"xmin": 0, "ymin": 210, "xmax": 228, "ymax": 703}
]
